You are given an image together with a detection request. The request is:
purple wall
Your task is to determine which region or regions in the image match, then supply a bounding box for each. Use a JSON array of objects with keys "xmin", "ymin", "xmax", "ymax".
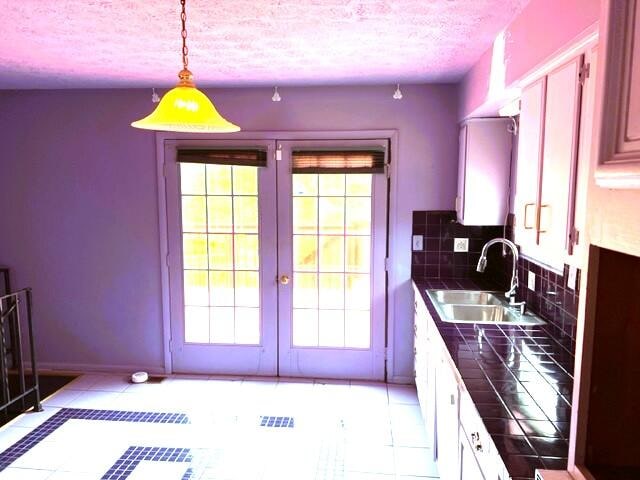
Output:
[
  {"xmin": 0, "ymin": 85, "xmax": 459, "ymax": 377},
  {"xmin": 459, "ymin": 0, "xmax": 600, "ymax": 119}
]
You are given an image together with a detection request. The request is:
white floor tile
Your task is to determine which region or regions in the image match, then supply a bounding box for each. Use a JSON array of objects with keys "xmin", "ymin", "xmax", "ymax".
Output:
[
  {"xmin": 388, "ymin": 385, "xmax": 419, "ymax": 405},
  {"xmin": 0, "ymin": 373, "xmax": 442, "ymax": 479},
  {"xmin": 345, "ymin": 445, "xmax": 395, "ymax": 475},
  {"xmin": 394, "ymin": 446, "xmax": 439, "ymax": 477},
  {"xmin": 0, "ymin": 468, "xmax": 54, "ymax": 480}
]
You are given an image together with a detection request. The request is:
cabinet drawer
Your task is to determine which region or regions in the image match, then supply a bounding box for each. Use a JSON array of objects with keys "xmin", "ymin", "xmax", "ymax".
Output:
[{"xmin": 459, "ymin": 390, "xmax": 501, "ymax": 479}]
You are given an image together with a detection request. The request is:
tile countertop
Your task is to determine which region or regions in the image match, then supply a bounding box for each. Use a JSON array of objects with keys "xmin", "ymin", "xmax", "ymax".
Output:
[{"xmin": 413, "ymin": 277, "xmax": 574, "ymax": 480}]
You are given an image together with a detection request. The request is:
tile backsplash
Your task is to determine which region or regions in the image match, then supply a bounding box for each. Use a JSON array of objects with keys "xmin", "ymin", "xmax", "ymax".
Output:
[
  {"xmin": 411, "ymin": 210, "xmax": 580, "ymax": 355},
  {"xmin": 411, "ymin": 210, "xmax": 504, "ymax": 280}
]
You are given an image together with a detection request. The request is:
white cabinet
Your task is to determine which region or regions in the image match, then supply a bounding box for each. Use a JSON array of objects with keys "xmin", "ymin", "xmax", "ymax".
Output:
[
  {"xmin": 413, "ymin": 284, "xmax": 436, "ymax": 451},
  {"xmin": 435, "ymin": 352, "xmax": 460, "ymax": 480},
  {"xmin": 413, "ymin": 284, "xmax": 515, "ymax": 480},
  {"xmin": 514, "ymin": 55, "xmax": 586, "ymax": 269},
  {"xmin": 594, "ymin": 0, "xmax": 640, "ymax": 188},
  {"xmin": 459, "ymin": 426, "xmax": 486, "ymax": 480},
  {"xmin": 456, "ymin": 118, "xmax": 513, "ymax": 226}
]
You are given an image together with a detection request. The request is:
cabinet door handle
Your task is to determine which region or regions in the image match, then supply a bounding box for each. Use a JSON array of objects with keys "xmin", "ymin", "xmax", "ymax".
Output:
[
  {"xmin": 538, "ymin": 204, "xmax": 551, "ymax": 233},
  {"xmin": 450, "ymin": 394, "xmax": 455, "ymax": 405},
  {"xmin": 523, "ymin": 203, "xmax": 536, "ymax": 229},
  {"xmin": 471, "ymin": 432, "xmax": 483, "ymax": 452}
]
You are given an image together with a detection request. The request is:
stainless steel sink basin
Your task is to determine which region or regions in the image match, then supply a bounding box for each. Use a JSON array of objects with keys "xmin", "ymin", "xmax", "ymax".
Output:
[
  {"xmin": 429, "ymin": 290, "xmax": 502, "ymax": 306},
  {"xmin": 426, "ymin": 289, "xmax": 546, "ymax": 326},
  {"xmin": 438, "ymin": 304, "xmax": 545, "ymax": 325}
]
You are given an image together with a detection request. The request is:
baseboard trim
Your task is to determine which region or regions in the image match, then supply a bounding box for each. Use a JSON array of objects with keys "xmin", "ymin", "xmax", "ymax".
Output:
[
  {"xmin": 388, "ymin": 375, "xmax": 414, "ymax": 385},
  {"xmin": 24, "ymin": 362, "xmax": 166, "ymax": 376}
]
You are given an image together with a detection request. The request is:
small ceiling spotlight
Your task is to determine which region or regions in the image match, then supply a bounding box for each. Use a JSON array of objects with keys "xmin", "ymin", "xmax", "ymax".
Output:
[
  {"xmin": 393, "ymin": 84, "xmax": 403, "ymax": 100},
  {"xmin": 272, "ymin": 86, "xmax": 282, "ymax": 102},
  {"xmin": 151, "ymin": 88, "xmax": 161, "ymax": 103}
]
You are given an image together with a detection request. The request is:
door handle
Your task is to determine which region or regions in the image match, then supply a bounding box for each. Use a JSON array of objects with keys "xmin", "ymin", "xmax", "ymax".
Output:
[
  {"xmin": 538, "ymin": 204, "xmax": 551, "ymax": 233},
  {"xmin": 279, "ymin": 275, "xmax": 290, "ymax": 285},
  {"xmin": 523, "ymin": 203, "xmax": 536, "ymax": 230}
]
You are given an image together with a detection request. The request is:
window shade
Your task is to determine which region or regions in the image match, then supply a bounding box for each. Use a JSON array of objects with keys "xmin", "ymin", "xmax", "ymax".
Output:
[
  {"xmin": 177, "ymin": 149, "xmax": 267, "ymax": 167},
  {"xmin": 291, "ymin": 150, "xmax": 386, "ymax": 173}
]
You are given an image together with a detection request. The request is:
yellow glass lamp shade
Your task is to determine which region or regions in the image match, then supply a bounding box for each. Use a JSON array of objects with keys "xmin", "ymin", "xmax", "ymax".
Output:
[{"xmin": 131, "ymin": 69, "xmax": 240, "ymax": 133}]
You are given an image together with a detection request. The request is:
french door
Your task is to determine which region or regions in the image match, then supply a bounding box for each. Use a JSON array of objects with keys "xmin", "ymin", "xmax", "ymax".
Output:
[{"xmin": 164, "ymin": 138, "xmax": 387, "ymax": 379}]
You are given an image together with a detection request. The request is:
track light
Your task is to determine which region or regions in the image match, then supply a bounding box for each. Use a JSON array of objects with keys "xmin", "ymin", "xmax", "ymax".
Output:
[
  {"xmin": 272, "ymin": 86, "xmax": 282, "ymax": 102},
  {"xmin": 393, "ymin": 84, "xmax": 403, "ymax": 100}
]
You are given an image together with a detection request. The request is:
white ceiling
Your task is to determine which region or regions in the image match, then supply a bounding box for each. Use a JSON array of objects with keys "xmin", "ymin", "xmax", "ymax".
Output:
[{"xmin": 0, "ymin": 0, "xmax": 530, "ymax": 89}]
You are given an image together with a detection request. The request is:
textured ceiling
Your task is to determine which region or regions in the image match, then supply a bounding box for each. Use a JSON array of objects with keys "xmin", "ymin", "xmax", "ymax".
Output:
[{"xmin": 0, "ymin": 0, "xmax": 530, "ymax": 89}]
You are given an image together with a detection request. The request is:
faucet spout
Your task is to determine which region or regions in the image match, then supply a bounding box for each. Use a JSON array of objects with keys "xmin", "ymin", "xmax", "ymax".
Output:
[{"xmin": 476, "ymin": 238, "xmax": 520, "ymax": 300}]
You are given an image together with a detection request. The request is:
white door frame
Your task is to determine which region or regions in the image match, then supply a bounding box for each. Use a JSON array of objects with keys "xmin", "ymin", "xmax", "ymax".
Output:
[
  {"xmin": 162, "ymin": 138, "xmax": 278, "ymax": 375},
  {"xmin": 277, "ymin": 139, "xmax": 388, "ymax": 380},
  {"xmin": 155, "ymin": 130, "xmax": 399, "ymax": 378}
]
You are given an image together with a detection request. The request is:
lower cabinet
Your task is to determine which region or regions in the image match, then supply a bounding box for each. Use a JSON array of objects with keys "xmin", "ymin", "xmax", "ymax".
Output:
[
  {"xmin": 413, "ymin": 284, "xmax": 511, "ymax": 480},
  {"xmin": 460, "ymin": 424, "xmax": 486, "ymax": 480},
  {"xmin": 435, "ymin": 352, "xmax": 460, "ymax": 480}
]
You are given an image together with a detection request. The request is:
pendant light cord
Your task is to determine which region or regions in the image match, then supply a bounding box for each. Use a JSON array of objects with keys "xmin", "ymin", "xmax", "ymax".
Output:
[{"xmin": 180, "ymin": 0, "xmax": 189, "ymax": 70}]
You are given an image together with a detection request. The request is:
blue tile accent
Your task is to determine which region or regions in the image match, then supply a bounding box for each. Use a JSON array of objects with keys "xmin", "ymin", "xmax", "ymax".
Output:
[
  {"xmin": 0, "ymin": 409, "xmax": 190, "ymax": 471},
  {"xmin": 260, "ymin": 415, "xmax": 294, "ymax": 428},
  {"xmin": 101, "ymin": 446, "xmax": 192, "ymax": 480}
]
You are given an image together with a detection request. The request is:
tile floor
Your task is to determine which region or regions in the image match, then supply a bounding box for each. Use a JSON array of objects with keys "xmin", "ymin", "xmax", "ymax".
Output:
[{"xmin": 0, "ymin": 374, "xmax": 439, "ymax": 479}]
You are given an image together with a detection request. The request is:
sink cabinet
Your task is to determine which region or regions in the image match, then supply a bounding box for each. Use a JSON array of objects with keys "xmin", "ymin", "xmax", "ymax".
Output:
[{"xmin": 413, "ymin": 283, "xmax": 511, "ymax": 480}]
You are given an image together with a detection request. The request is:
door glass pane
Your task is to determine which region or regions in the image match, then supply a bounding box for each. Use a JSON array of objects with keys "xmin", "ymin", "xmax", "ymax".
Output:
[
  {"xmin": 207, "ymin": 197, "xmax": 233, "ymax": 233},
  {"xmin": 206, "ymin": 164, "xmax": 232, "ymax": 195},
  {"xmin": 182, "ymin": 196, "xmax": 207, "ymax": 233},
  {"xmin": 292, "ymin": 173, "xmax": 373, "ymax": 349},
  {"xmin": 319, "ymin": 310, "xmax": 345, "ymax": 347},
  {"xmin": 292, "ymin": 309, "xmax": 318, "ymax": 347},
  {"xmin": 233, "ymin": 197, "xmax": 258, "ymax": 233},
  {"xmin": 293, "ymin": 273, "xmax": 318, "ymax": 308},
  {"xmin": 319, "ymin": 174, "xmax": 345, "ymax": 196},
  {"xmin": 209, "ymin": 271, "xmax": 234, "ymax": 306},
  {"xmin": 293, "ymin": 174, "xmax": 318, "ymax": 196},
  {"xmin": 293, "ymin": 235, "xmax": 318, "ymax": 271},
  {"xmin": 208, "ymin": 234, "xmax": 233, "ymax": 270},
  {"xmin": 185, "ymin": 306, "xmax": 209, "ymax": 343},
  {"xmin": 293, "ymin": 197, "xmax": 318, "ymax": 234},
  {"xmin": 184, "ymin": 270, "xmax": 209, "ymax": 306},
  {"xmin": 183, "ymin": 234, "xmax": 208, "ymax": 269},
  {"xmin": 180, "ymin": 163, "xmax": 261, "ymax": 345},
  {"xmin": 235, "ymin": 271, "xmax": 259, "ymax": 307},
  {"xmin": 319, "ymin": 197, "xmax": 345, "ymax": 234},
  {"xmin": 319, "ymin": 235, "xmax": 344, "ymax": 271},
  {"xmin": 181, "ymin": 164, "xmax": 206, "ymax": 195},
  {"xmin": 346, "ymin": 174, "xmax": 372, "ymax": 196}
]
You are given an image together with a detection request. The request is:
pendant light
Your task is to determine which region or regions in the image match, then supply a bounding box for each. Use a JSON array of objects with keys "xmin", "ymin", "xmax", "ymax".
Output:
[{"xmin": 131, "ymin": 0, "xmax": 240, "ymax": 133}]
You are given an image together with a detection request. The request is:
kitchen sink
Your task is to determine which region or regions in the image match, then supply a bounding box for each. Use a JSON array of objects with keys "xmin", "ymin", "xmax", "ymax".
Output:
[
  {"xmin": 426, "ymin": 289, "xmax": 546, "ymax": 326},
  {"xmin": 429, "ymin": 290, "xmax": 502, "ymax": 306}
]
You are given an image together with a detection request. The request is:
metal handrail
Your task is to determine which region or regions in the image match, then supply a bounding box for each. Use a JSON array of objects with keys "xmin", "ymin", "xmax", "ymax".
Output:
[{"xmin": 0, "ymin": 288, "xmax": 42, "ymax": 415}]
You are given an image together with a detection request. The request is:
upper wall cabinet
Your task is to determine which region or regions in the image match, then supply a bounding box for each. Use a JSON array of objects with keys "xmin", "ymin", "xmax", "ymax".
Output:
[
  {"xmin": 514, "ymin": 55, "xmax": 587, "ymax": 269},
  {"xmin": 456, "ymin": 118, "xmax": 512, "ymax": 226},
  {"xmin": 594, "ymin": 0, "xmax": 640, "ymax": 188}
]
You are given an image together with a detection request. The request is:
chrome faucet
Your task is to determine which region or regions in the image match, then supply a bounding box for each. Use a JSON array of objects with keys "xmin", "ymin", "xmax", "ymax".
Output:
[{"xmin": 476, "ymin": 238, "xmax": 526, "ymax": 314}]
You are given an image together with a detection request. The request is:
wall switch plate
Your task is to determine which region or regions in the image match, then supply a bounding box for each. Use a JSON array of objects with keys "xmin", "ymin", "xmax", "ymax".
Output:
[
  {"xmin": 567, "ymin": 265, "xmax": 578, "ymax": 291},
  {"xmin": 412, "ymin": 235, "xmax": 424, "ymax": 251},
  {"xmin": 454, "ymin": 238, "xmax": 469, "ymax": 252},
  {"xmin": 527, "ymin": 271, "xmax": 536, "ymax": 290}
]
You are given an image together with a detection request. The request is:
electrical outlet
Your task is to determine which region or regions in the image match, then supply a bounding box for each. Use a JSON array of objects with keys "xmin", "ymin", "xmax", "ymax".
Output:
[
  {"xmin": 454, "ymin": 238, "xmax": 469, "ymax": 252},
  {"xmin": 527, "ymin": 271, "xmax": 536, "ymax": 290},
  {"xmin": 567, "ymin": 265, "xmax": 577, "ymax": 291},
  {"xmin": 412, "ymin": 235, "xmax": 424, "ymax": 251}
]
